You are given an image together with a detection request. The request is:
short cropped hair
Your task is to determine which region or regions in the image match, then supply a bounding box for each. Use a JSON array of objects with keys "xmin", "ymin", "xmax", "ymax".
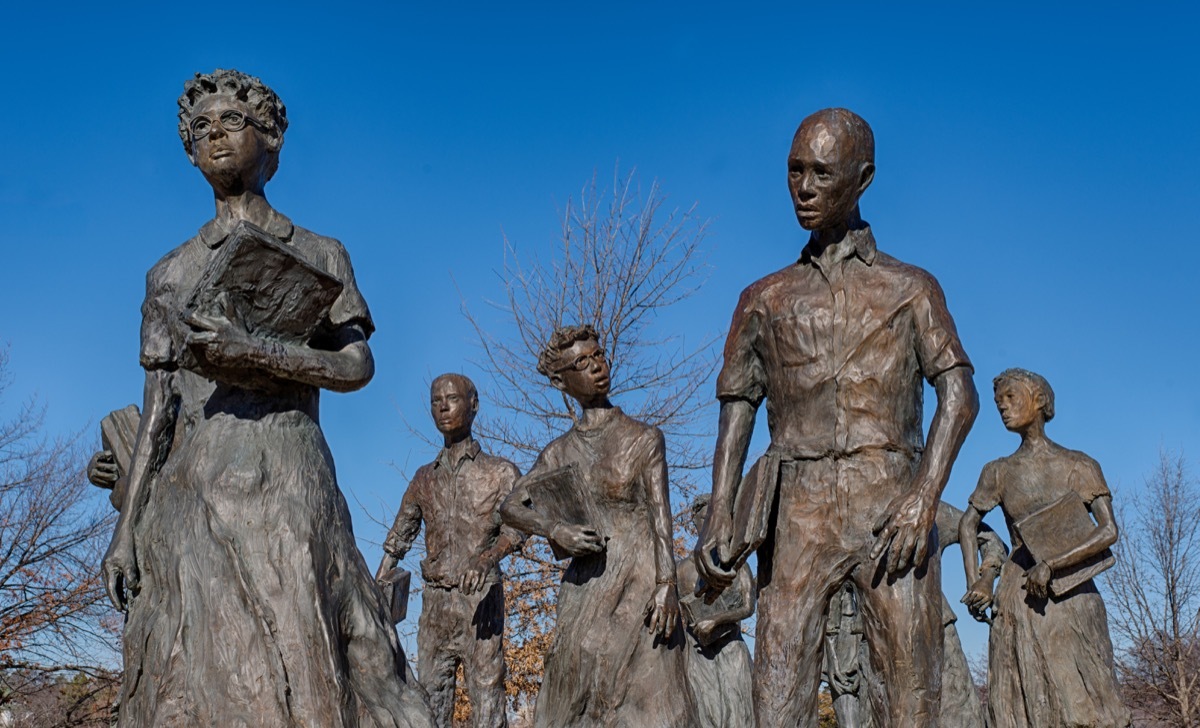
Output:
[
  {"xmin": 177, "ymin": 69, "xmax": 288, "ymax": 181},
  {"xmin": 431, "ymin": 373, "xmax": 478, "ymax": 405},
  {"xmin": 795, "ymin": 108, "xmax": 875, "ymax": 168},
  {"xmin": 537, "ymin": 324, "xmax": 600, "ymax": 378},
  {"xmin": 993, "ymin": 368, "xmax": 1055, "ymax": 422}
]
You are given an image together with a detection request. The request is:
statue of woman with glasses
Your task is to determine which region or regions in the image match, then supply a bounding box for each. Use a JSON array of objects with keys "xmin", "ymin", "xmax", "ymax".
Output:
[
  {"xmin": 500, "ymin": 324, "xmax": 698, "ymax": 727},
  {"xmin": 101, "ymin": 69, "xmax": 434, "ymax": 727}
]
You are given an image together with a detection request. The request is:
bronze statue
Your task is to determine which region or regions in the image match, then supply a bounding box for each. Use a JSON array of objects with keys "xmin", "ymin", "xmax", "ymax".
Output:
[
  {"xmin": 676, "ymin": 496, "xmax": 754, "ymax": 728},
  {"xmin": 961, "ymin": 369, "xmax": 1131, "ymax": 727},
  {"xmin": 99, "ymin": 69, "xmax": 433, "ymax": 726},
  {"xmin": 695, "ymin": 108, "xmax": 980, "ymax": 725},
  {"xmin": 500, "ymin": 324, "xmax": 698, "ymax": 727},
  {"xmin": 377, "ymin": 374, "xmax": 522, "ymax": 728},
  {"xmin": 822, "ymin": 501, "xmax": 1008, "ymax": 728}
]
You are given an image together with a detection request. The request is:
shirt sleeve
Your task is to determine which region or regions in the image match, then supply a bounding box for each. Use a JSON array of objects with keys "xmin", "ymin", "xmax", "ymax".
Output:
[
  {"xmin": 912, "ymin": 273, "xmax": 972, "ymax": 381},
  {"xmin": 968, "ymin": 461, "xmax": 1003, "ymax": 513},
  {"xmin": 715, "ymin": 286, "xmax": 767, "ymax": 406},
  {"xmin": 322, "ymin": 238, "xmax": 375, "ymax": 339},
  {"xmin": 1068, "ymin": 455, "xmax": 1112, "ymax": 505},
  {"xmin": 139, "ymin": 268, "xmax": 179, "ymax": 371},
  {"xmin": 496, "ymin": 461, "xmax": 527, "ymax": 549}
]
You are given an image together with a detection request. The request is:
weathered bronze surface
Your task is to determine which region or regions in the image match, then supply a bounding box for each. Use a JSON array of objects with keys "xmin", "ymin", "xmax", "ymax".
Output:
[
  {"xmin": 378, "ymin": 374, "xmax": 522, "ymax": 728},
  {"xmin": 961, "ymin": 369, "xmax": 1131, "ymax": 727},
  {"xmin": 99, "ymin": 69, "xmax": 433, "ymax": 726},
  {"xmin": 501, "ymin": 325, "xmax": 699, "ymax": 727},
  {"xmin": 695, "ymin": 108, "xmax": 980, "ymax": 725}
]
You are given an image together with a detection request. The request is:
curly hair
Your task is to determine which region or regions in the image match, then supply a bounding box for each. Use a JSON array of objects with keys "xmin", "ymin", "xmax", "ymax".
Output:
[
  {"xmin": 177, "ymin": 69, "xmax": 288, "ymax": 181},
  {"xmin": 536, "ymin": 324, "xmax": 601, "ymax": 378},
  {"xmin": 993, "ymin": 368, "xmax": 1055, "ymax": 422}
]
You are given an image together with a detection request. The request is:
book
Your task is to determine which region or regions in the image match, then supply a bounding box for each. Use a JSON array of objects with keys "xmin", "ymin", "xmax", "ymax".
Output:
[
  {"xmin": 521, "ymin": 464, "xmax": 604, "ymax": 560},
  {"xmin": 183, "ymin": 221, "xmax": 344, "ymax": 379},
  {"xmin": 100, "ymin": 404, "xmax": 140, "ymax": 511},
  {"xmin": 728, "ymin": 453, "xmax": 780, "ymax": 570},
  {"xmin": 378, "ymin": 567, "xmax": 411, "ymax": 625},
  {"xmin": 1014, "ymin": 489, "xmax": 1115, "ymax": 597}
]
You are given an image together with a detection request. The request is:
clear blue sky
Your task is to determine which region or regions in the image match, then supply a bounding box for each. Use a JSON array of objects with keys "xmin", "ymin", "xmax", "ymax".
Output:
[{"xmin": 2, "ymin": 3, "xmax": 1197, "ymax": 660}]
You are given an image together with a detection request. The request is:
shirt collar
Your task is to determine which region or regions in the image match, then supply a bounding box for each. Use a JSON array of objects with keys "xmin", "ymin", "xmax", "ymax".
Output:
[
  {"xmin": 799, "ymin": 224, "xmax": 877, "ymax": 268},
  {"xmin": 198, "ymin": 208, "xmax": 295, "ymax": 249},
  {"xmin": 435, "ymin": 438, "xmax": 481, "ymax": 470}
]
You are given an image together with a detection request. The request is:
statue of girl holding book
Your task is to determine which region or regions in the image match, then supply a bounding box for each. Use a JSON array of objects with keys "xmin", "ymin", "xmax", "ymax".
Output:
[
  {"xmin": 959, "ymin": 369, "xmax": 1130, "ymax": 728},
  {"xmin": 100, "ymin": 69, "xmax": 433, "ymax": 727},
  {"xmin": 500, "ymin": 324, "xmax": 698, "ymax": 727}
]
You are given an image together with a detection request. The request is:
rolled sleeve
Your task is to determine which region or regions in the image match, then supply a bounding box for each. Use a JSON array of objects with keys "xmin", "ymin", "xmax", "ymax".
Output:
[
  {"xmin": 913, "ymin": 275, "xmax": 971, "ymax": 382},
  {"xmin": 715, "ymin": 288, "xmax": 767, "ymax": 406}
]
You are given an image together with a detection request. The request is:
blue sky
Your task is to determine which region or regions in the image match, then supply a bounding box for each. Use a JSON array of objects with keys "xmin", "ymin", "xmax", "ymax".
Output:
[{"xmin": 2, "ymin": 3, "xmax": 1197, "ymax": 660}]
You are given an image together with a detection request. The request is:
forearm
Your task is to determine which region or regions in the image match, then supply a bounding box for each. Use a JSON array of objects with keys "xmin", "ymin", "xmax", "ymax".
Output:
[
  {"xmin": 112, "ymin": 371, "xmax": 174, "ymax": 542},
  {"xmin": 709, "ymin": 400, "xmax": 756, "ymax": 525},
  {"xmin": 914, "ymin": 367, "xmax": 979, "ymax": 501},
  {"xmin": 647, "ymin": 450, "xmax": 679, "ymax": 583},
  {"xmin": 247, "ymin": 335, "xmax": 374, "ymax": 392},
  {"xmin": 959, "ymin": 507, "xmax": 984, "ymax": 585},
  {"xmin": 479, "ymin": 530, "xmax": 523, "ymax": 564},
  {"xmin": 499, "ymin": 484, "xmax": 557, "ymax": 539},
  {"xmin": 1045, "ymin": 496, "xmax": 1118, "ymax": 572}
]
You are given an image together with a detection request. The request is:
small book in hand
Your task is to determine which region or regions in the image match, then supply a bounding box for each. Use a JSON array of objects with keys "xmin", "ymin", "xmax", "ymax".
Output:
[
  {"xmin": 100, "ymin": 404, "xmax": 141, "ymax": 511},
  {"xmin": 378, "ymin": 568, "xmax": 411, "ymax": 625},
  {"xmin": 1014, "ymin": 490, "xmax": 1115, "ymax": 597}
]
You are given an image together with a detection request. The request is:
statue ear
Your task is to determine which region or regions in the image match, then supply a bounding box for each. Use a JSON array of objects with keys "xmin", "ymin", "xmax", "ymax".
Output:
[
  {"xmin": 857, "ymin": 162, "xmax": 875, "ymax": 197},
  {"xmin": 549, "ymin": 373, "xmax": 567, "ymax": 393}
]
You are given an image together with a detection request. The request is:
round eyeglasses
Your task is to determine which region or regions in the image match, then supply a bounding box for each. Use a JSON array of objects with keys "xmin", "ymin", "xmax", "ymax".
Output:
[
  {"xmin": 190, "ymin": 109, "xmax": 267, "ymax": 140},
  {"xmin": 555, "ymin": 349, "xmax": 607, "ymax": 373}
]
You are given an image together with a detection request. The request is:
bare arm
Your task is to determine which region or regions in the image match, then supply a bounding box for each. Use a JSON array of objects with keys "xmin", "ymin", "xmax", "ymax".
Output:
[
  {"xmin": 377, "ymin": 486, "xmax": 422, "ymax": 581},
  {"xmin": 1046, "ymin": 495, "xmax": 1118, "ymax": 572},
  {"xmin": 642, "ymin": 430, "xmax": 681, "ymax": 640},
  {"xmin": 101, "ymin": 369, "xmax": 176, "ymax": 611},
  {"xmin": 694, "ymin": 399, "xmax": 756, "ymax": 589},
  {"xmin": 872, "ymin": 365, "xmax": 979, "ymax": 574}
]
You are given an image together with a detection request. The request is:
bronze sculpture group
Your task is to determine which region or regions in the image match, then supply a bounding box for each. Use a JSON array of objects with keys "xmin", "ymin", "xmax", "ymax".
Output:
[{"xmin": 89, "ymin": 69, "xmax": 1132, "ymax": 727}]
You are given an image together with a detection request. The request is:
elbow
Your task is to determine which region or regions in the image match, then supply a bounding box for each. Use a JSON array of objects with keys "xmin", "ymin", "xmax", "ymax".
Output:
[
  {"xmin": 327, "ymin": 343, "xmax": 374, "ymax": 393},
  {"xmin": 1100, "ymin": 520, "xmax": 1119, "ymax": 550}
]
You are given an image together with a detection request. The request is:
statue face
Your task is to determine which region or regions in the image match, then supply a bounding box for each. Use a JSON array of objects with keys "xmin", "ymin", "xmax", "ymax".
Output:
[
  {"xmin": 994, "ymin": 380, "xmax": 1042, "ymax": 432},
  {"xmin": 190, "ymin": 93, "xmax": 272, "ymax": 194},
  {"xmin": 553, "ymin": 338, "xmax": 611, "ymax": 403},
  {"xmin": 787, "ymin": 121, "xmax": 870, "ymax": 231},
  {"xmin": 430, "ymin": 378, "xmax": 475, "ymax": 437}
]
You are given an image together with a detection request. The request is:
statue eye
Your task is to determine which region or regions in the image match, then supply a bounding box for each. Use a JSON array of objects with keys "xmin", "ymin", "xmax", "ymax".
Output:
[
  {"xmin": 190, "ymin": 117, "xmax": 212, "ymax": 136},
  {"xmin": 220, "ymin": 110, "xmax": 246, "ymax": 130}
]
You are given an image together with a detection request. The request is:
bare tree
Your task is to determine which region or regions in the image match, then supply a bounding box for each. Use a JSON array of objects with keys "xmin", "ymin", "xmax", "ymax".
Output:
[
  {"xmin": 1105, "ymin": 450, "xmax": 1200, "ymax": 727},
  {"xmin": 0, "ymin": 348, "xmax": 119, "ymax": 726},
  {"xmin": 461, "ymin": 167, "xmax": 718, "ymax": 713}
]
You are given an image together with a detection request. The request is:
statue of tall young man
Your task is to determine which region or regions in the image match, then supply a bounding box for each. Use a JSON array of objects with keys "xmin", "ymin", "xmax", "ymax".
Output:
[
  {"xmin": 377, "ymin": 374, "xmax": 522, "ymax": 728},
  {"xmin": 695, "ymin": 108, "xmax": 980, "ymax": 726}
]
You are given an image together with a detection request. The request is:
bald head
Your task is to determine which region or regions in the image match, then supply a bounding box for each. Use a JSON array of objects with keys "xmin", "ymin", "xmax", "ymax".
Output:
[
  {"xmin": 788, "ymin": 108, "xmax": 876, "ymax": 232},
  {"xmin": 793, "ymin": 108, "xmax": 874, "ymax": 169}
]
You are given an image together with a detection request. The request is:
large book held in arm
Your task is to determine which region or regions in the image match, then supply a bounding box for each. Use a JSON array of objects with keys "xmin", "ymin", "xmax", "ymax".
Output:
[
  {"xmin": 1014, "ymin": 490, "xmax": 1116, "ymax": 597},
  {"xmin": 183, "ymin": 220, "xmax": 344, "ymax": 383},
  {"xmin": 521, "ymin": 464, "xmax": 605, "ymax": 560}
]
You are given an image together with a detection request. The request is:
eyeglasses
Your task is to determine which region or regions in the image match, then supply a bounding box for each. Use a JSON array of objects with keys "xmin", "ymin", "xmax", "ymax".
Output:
[
  {"xmin": 555, "ymin": 349, "xmax": 607, "ymax": 373},
  {"xmin": 190, "ymin": 109, "xmax": 268, "ymax": 140}
]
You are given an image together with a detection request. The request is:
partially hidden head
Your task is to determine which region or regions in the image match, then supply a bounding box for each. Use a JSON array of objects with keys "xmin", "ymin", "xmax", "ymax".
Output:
[
  {"xmin": 788, "ymin": 108, "xmax": 875, "ymax": 231},
  {"xmin": 992, "ymin": 368, "xmax": 1055, "ymax": 432},
  {"xmin": 430, "ymin": 373, "xmax": 479, "ymax": 437},
  {"xmin": 536, "ymin": 324, "xmax": 611, "ymax": 403},
  {"xmin": 690, "ymin": 494, "xmax": 711, "ymax": 532},
  {"xmin": 177, "ymin": 69, "xmax": 288, "ymax": 189}
]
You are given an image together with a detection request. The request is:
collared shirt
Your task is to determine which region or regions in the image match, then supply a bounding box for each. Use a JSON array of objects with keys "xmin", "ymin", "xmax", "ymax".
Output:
[
  {"xmin": 384, "ymin": 438, "xmax": 523, "ymax": 589},
  {"xmin": 717, "ymin": 224, "xmax": 971, "ymax": 459}
]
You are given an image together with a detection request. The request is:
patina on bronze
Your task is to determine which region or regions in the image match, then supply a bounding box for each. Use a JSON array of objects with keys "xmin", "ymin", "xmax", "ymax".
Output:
[
  {"xmin": 378, "ymin": 373, "xmax": 523, "ymax": 728},
  {"xmin": 823, "ymin": 501, "xmax": 1007, "ymax": 728},
  {"xmin": 676, "ymin": 495, "xmax": 754, "ymax": 728},
  {"xmin": 695, "ymin": 108, "xmax": 980, "ymax": 726},
  {"xmin": 961, "ymin": 369, "xmax": 1131, "ymax": 727},
  {"xmin": 500, "ymin": 324, "xmax": 698, "ymax": 727},
  {"xmin": 99, "ymin": 69, "xmax": 433, "ymax": 727}
]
